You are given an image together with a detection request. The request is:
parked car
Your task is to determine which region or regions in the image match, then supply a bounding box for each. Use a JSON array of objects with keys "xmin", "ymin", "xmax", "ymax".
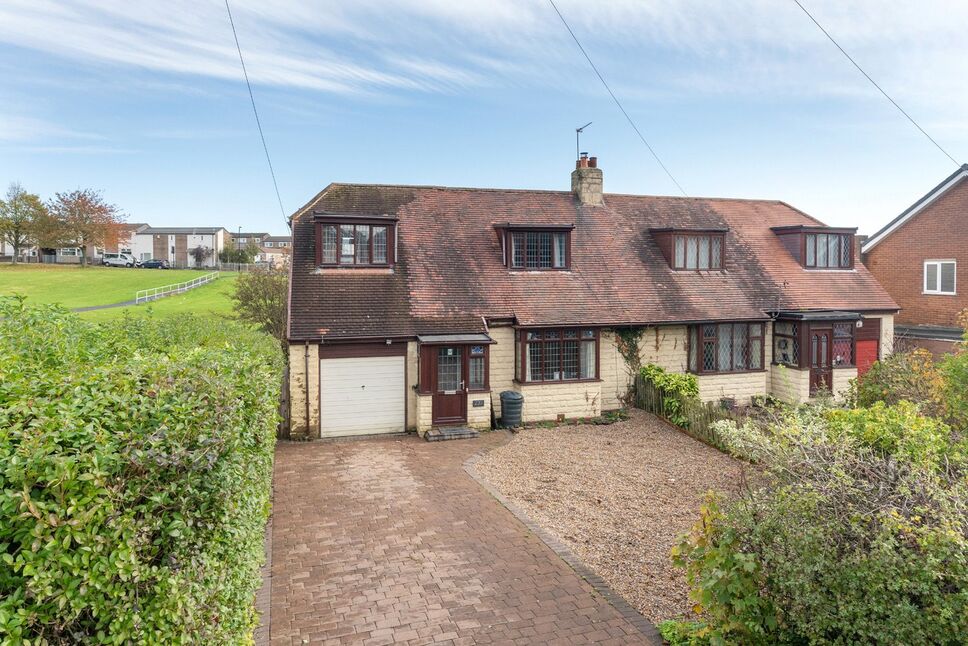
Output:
[
  {"xmin": 102, "ymin": 253, "xmax": 139, "ymax": 268},
  {"xmin": 140, "ymin": 259, "xmax": 170, "ymax": 269}
]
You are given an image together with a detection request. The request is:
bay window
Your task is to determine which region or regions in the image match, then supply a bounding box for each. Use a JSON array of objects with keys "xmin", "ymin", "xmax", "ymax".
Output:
[
  {"xmin": 516, "ymin": 328, "xmax": 598, "ymax": 382},
  {"xmin": 688, "ymin": 322, "xmax": 764, "ymax": 374}
]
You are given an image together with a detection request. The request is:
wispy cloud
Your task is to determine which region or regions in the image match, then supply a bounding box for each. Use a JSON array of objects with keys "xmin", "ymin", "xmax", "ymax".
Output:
[
  {"xmin": 0, "ymin": 114, "xmax": 102, "ymax": 142},
  {"xmin": 1, "ymin": 1, "xmax": 966, "ymax": 126},
  {"xmin": 1, "ymin": 1, "xmax": 967, "ymax": 106}
]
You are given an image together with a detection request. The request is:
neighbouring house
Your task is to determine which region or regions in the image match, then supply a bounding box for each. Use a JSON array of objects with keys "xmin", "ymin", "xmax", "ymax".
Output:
[
  {"xmin": 1, "ymin": 241, "xmax": 38, "ymax": 262},
  {"xmin": 111, "ymin": 222, "xmax": 150, "ymax": 256},
  {"xmin": 259, "ymin": 235, "xmax": 291, "ymax": 265},
  {"xmin": 286, "ymin": 155, "xmax": 898, "ymax": 439},
  {"xmin": 228, "ymin": 231, "xmax": 269, "ymax": 256},
  {"xmin": 861, "ymin": 164, "xmax": 968, "ymax": 355},
  {"xmin": 131, "ymin": 226, "xmax": 227, "ymax": 268}
]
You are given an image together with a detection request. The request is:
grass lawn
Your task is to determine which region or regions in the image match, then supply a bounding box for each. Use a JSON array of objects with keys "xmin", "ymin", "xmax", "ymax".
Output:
[
  {"xmin": 0, "ymin": 264, "xmax": 220, "ymax": 309},
  {"xmin": 78, "ymin": 274, "xmax": 239, "ymax": 322}
]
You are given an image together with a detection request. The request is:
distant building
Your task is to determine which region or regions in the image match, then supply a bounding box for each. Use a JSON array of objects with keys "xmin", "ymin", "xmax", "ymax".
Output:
[
  {"xmin": 132, "ymin": 227, "xmax": 227, "ymax": 268},
  {"xmin": 259, "ymin": 235, "xmax": 292, "ymax": 265}
]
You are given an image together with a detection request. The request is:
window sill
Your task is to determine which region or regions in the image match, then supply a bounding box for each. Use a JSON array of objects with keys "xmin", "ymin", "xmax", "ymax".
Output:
[
  {"xmin": 315, "ymin": 266, "xmax": 393, "ymax": 275},
  {"xmin": 514, "ymin": 378, "xmax": 601, "ymax": 386},
  {"xmin": 689, "ymin": 369, "xmax": 767, "ymax": 376},
  {"xmin": 468, "ymin": 388, "xmax": 490, "ymax": 394},
  {"xmin": 922, "ymin": 291, "xmax": 957, "ymax": 296},
  {"xmin": 508, "ymin": 268, "xmax": 571, "ymax": 273}
]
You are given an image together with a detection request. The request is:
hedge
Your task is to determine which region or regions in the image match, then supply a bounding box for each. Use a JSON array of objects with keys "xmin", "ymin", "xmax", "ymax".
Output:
[{"xmin": 0, "ymin": 298, "xmax": 282, "ymax": 644}]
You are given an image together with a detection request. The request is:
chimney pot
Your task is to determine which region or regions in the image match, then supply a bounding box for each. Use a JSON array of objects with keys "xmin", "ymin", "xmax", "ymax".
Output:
[{"xmin": 589, "ymin": 156, "xmax": 597, "ymax": 168}]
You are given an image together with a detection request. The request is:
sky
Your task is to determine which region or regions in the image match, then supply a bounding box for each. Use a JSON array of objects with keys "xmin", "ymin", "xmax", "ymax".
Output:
[{"xmin": 1, "ymin": 1, "xmax": 966, "ymax": 236}]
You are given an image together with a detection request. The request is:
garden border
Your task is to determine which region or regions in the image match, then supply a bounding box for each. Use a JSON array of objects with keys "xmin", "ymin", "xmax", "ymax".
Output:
[{"xmin": 463, "ymin": 437, "xmax": 663, "ymax": 645}]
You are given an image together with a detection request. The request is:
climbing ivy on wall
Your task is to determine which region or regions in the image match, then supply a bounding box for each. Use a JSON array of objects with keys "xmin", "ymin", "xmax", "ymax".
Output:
[{"xmin": 613, "ymin": 326, "xmax": 646, "ymax": 376}]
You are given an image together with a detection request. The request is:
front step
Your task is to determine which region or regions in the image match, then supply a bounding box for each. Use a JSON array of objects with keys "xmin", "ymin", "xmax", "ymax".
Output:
[{"xmin": 425, "ymin": 427, "xmax": 480, "ymax": 442}]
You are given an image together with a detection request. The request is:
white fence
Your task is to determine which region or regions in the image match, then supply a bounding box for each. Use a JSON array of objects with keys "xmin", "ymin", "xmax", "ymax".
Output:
[{"xmin": 135, "ymin": 271, "xmax": 220, "ymax": 304}]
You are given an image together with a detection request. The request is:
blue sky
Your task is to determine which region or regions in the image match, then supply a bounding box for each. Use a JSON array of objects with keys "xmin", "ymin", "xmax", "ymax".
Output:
[{"xmin": 1, "ymin": 1, "xmax": 966, "ymax": 236}]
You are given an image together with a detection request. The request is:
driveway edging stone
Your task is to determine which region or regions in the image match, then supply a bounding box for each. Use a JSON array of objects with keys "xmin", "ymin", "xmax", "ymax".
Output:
[{"xmin": 463, "ymin": 434, "xmax": 663, "ymax": 645}]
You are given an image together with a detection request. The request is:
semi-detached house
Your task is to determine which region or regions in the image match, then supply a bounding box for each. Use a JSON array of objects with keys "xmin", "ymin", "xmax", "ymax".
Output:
[{"xmin": 286, "ymin": 156, "xmax": 898, "ymax": 439}]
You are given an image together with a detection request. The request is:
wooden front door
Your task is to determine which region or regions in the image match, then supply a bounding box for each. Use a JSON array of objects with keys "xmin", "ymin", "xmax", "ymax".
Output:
[
  {"xmin": 809, "ymin": 328, "xmax": 832, "ymax": 395},
  {"xmin": 432, "ymin": 346, "xmax": 467, "ymax": 425}
]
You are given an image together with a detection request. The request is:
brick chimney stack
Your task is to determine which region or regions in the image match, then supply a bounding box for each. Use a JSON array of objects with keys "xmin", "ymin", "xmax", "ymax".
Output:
[{"xmin": 571, "ymin": 153, "xmax": 603, "ymax": 206}]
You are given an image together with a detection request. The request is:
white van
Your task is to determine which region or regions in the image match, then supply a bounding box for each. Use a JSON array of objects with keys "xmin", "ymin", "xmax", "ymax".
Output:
[{"xmin": 102, "ymin": 253, "xmax": 139, "ymax": 267}]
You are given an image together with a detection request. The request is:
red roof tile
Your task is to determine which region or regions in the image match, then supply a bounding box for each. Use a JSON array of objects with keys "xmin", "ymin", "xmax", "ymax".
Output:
[{"xmin": 288, "ymin": 184, "xmax": 898, "ymax": 341}]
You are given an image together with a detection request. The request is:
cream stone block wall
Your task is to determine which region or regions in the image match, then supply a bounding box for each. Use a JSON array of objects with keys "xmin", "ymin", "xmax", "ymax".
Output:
[
  {"xmin": 866, "ymin": 313, "xmax": 895, "ymax": 357},
  {"xmin": 287, "ymin": 342, "xmax": 320, "ymax": 439},
  {"xmin": 697, "ymin": 371, "xmax": 768, "ymax": 405},
  {"xmin": 415, "ymin": 395, "xmax": 433, "ymax": 436},
  {"xmin": 467, "ymin": 392, "xmax": 492, "ymax": 429},
  {"xmin": 638, "ymin": 325, "xmax": 689, "ymax": 371},
  {"xmin": 599, "ymin": 330, "xmax": 629, "ymax": 410},
  {"xmin": 769, "ymin": 364, "xmax": 810, "ymax": 403},
  {"xmin": 488, "ymin": 326, "xmax": 517, "ymax": 419},
  {"xmin": 518, "ymin": 381, "xmax": 601, "ymax": 422},
  {"xmin": 831, "ymin": 367, "xmax": 857, "ymax": 401},
  {"xmin": 406, "ymin": 341, "xmax": 419, "ymax": 431}
]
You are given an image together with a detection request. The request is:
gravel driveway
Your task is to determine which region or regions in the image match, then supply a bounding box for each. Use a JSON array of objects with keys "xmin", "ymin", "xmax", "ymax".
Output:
[{"xmin": 474, "ymin": 409, "xmax": 745, "ymax": 623}]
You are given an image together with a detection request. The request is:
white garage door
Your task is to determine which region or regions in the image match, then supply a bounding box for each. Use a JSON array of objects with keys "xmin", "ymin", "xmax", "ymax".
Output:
[{"xmin": 319, "ymin": 356, "xmax": 406, "ymax": 437}]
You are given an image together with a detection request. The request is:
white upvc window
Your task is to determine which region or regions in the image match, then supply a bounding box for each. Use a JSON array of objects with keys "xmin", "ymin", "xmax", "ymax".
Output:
[
  {"xmin": 265, "ymin": 241, "xmax": 274, "ymax": 247},
  {"xmin": 924, "ymin": 260, "xmax": 956, "ymax": 295},
  {"xmin": 59, "ymin": 248, "xmax": 79, "ymax": 256}
]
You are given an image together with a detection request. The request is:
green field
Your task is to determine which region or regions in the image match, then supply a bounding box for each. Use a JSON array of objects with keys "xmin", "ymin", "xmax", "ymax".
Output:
[
  {"xmin": 79, "ymin": 274, "xmax": 238, "ymax": 322},
  {"xmin": 0, "ymin": 264, "xmax": 220, "ymax": 309}
]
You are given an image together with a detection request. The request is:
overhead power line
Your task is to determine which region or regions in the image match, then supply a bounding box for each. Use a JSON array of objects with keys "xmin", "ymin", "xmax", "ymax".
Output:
[
  {"xmin": 546, "ymin": 0, "xmax": 688, "ymax": 196},
  {"xmin": 224, "ymin": 0, "xmax": 289, "ymax": 227},
  {"xmin": 791, "ymin": 0, "xmax": 960, "ymax": 167}
]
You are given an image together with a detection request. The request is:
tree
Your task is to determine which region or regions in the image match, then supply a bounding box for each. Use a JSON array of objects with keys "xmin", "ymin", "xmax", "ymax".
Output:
[
  {"xmin": 47, "ymin": 189, "xmax": 124, "ymax": 267},
  {"xmin": 219, "ymin": 243, "xmax": 258, "ymax": 265},
  {"xmin": 231, "ymin": 266, "xmax": 288, "ymax": 352},
  {"xmin": 189, "ymin": 245, "xmax": 212, "ymax": 267},
  {"xmin": 0, "ymin": 183, "xmax": 46, "ymax": 263}
]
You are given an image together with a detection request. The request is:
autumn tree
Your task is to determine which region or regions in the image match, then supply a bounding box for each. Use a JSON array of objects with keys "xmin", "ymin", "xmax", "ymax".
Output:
[
  {"xmin": 47, "ymin": 189, "xmax": 124, "ymax": 267},
  {"xmin": 0, "ymin": 183, "xmax": 46, "ymax": 263},
  {"xmin": 231, "ymin": 266, "xmax": 289, "ymax": 352}
]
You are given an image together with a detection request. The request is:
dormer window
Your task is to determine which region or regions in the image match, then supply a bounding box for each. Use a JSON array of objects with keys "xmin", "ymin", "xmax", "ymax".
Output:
[
  {"xmin": 804, "ymin": 232, "xmax": 852, "ymax": 269},
  {"xmin": 771, "ymin": 225, "xmax": 855, "ymax": 270},
  {"xmin": 495, "ymin": 224, "xmax": 573, "ymax": 270},
  {"xmin": 314, "ymin": 212, "xmax": 396, "ymax": 267},
  {"xmin": 674, "ymin": 234, "xmax": 723, "ymax": 270},
  {"xmin": 649, "ymin": 228, "xmax": 728, "ymax": 271}
]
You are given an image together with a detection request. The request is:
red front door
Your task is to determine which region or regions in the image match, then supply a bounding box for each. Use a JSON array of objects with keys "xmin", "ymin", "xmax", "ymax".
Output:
[
  {"xmin": 809, "ymin": 329, "xmax": 832, "ymax": 395},
  {"xmin": 432, "ymin": 346, "xmax": 467, "ymax": 425}
]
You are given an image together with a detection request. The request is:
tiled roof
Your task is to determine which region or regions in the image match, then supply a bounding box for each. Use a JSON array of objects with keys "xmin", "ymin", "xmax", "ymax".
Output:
[
  {"xmin": 265, "ymin": 235, "xmax": 292, "ymax": 242},
  {"xmin": 289, "ymin": 183, "xmax": 899, "ymax": 341}
]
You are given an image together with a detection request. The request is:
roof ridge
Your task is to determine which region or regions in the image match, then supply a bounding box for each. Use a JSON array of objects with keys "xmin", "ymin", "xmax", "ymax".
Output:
[{"xmin": 322, "ymin": 181, "xmax": 812, "ymax": 206}]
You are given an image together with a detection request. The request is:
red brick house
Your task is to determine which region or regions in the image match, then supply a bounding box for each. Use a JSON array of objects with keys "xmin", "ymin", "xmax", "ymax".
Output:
[
  {"xmin": 861, "ymin": 164, "xmax": 968, "ymax": 355},
  {"xmin": 286, "ymin": 156, "xmax": 898, "ymax": 438}
]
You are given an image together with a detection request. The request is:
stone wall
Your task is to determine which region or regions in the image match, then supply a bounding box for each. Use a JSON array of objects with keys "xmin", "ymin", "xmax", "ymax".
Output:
[
  {"xmin": 488, "ymin": 326, "xmax": 517, "ymax": 419},
  {"xmin": 517, "ymin": 381, "xmax": 601, "ymax": 422},
  {"xmin": 466, "ymin": 392, "xmax": 492, "ymax": 429},
  {"xmin": 415, "ymin": 395, "xmax": 433, "ymax": 435},
  {"xmin": 831, "ymin": 367, "xmax": 858, "ymax": 401},
  {"xmin": 406, "ymin": 341, "xmax": 419, "ymax": 431},
  {"xmin": 698, "ymin": 371, "xmax": 769, "ymax": 405},
  {"xmin": 287, "ymin": 342, "xmax": 320, "ymax": 439}
]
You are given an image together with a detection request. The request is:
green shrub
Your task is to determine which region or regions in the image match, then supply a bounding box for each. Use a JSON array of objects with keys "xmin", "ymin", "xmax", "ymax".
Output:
[
  {"xmin": 852, "ymin": 348, "xmax": 946, "ymax": 418},
  {"xmin": 0, "ymin": 297, "xmax": 281, "ymax": 643},
  {"xmin": 640, "ymin": 364, "xmax": 699, "ymax": 427},
  {"xmin": 676, "ymin": 407, "xmax": 968, "ymax": 644},
  {"xmin": 825, "ymin": 400, "xmax": 957, "ymax": 469}
]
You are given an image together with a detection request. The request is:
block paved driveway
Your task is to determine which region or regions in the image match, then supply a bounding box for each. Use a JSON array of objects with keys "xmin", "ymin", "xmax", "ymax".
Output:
[{"xmin": 269, "ymin": 432, "xmax": 658, "ymax": 645}]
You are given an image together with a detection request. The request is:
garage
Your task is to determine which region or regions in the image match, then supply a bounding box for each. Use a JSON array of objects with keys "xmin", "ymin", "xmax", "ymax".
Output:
[{"xmin": 319, "ymin": 345, "xmax": 406, "ymax": 438}]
